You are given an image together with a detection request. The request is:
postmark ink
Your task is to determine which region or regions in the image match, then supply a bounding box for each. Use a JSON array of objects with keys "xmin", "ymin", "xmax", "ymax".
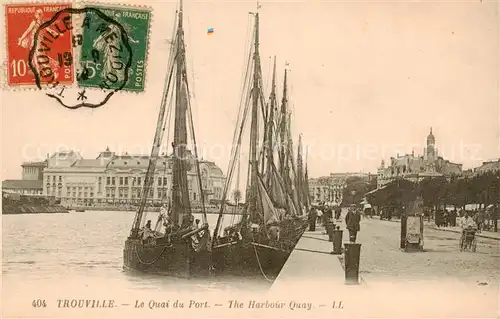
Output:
[{"xmin": 27, "ymin": 7, "xmax": 133, "ymax": 109}]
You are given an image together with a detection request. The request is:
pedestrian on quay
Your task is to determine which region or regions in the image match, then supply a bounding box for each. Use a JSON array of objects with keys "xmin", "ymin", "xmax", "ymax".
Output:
[
  {"xmin": 451, "ymin": 209, "xmax": 457, "ymax": 227},
  {"xmin": 308, "ymin": 206, "xmax": 317, "ymax": 231},
  {"xmin": 492, "ymin": 205, "xmax": 498, "ymax": 232},
  {"xmin": 476, "ymin": 209, "xmax": 485, "ymax": 233},
  {"xmin": 326, "ymin": 206, "xmax": 333, "ymax": 223},
  {"xmin": 334, "ymin": 206, "xmax": 342, "ymax": 220},
  {"xmin": 443, "ymin": 210, "xmax": 449, "ymax": 227},
  {"xmin": 345, "ymin": 205, "xmax": 361, "ymax": 243},
  {"xmin": 435, "ymin": 209, "xmax": 443, "ymax": 228},
  {"xmin": 316, "ymin": 207, "xmax": 323, "ymax": 225}
]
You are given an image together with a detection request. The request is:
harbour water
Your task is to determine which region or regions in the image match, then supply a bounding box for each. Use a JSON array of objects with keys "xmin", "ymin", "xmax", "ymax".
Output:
[{"xmin": 2, "ymin": 211, "xmax": 270, "ymax": 300}]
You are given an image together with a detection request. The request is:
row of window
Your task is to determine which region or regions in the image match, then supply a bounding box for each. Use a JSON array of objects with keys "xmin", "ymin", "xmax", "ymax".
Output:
[
  {"xmin": 67, "ymin": 186, "xmax": 93, "ymax": 191},
  {"xmin": 105, "ymin": 176, "xmax": 173, "ymax": 187},
  {"xmin": 24, "ymin": 167, "xmax": 39, "ymax": 175},
  {"xmin": 45, "ymin": 179, "xmax": 220, "ymax": 200},
  {"xmin": 104, "ymin": 188, "xmax": 199, "ymax": 200},
  {"xmin": 46, "ymin": 175, "xmax": 63, "ymax": 183},
  {"xmin": 45, "ymin": 175, "xmax": 214, "ymax": 189},
  {"xmin": 67, "ymin": 192, "xmax": 95, "ymax": 198}
]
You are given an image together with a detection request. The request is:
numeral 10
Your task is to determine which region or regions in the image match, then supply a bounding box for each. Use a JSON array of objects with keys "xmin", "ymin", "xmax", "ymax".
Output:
[{"xmin": 10, "ymin": 59, "xmax": 27, "ymax": 77}]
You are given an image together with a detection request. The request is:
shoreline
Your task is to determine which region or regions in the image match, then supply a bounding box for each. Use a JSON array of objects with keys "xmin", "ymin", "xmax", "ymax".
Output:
[{"xmin": 65, "ymin": 206, "xmax": 245, "ymax": 215}]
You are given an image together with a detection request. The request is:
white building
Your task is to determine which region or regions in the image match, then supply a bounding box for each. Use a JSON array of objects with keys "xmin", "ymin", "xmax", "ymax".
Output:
[
  {"xmin": 2, "ymin": 161, "xmax": 47, "ymax": 195},
  {"xmin": 309, "ymin": 174, "xmax": 347, "ymax": 205},
  {"xmin": 377, "ymin": 128, "xmax": 462, "ymax": 189},
  {"xmin": 474, "ymin": 159, "xmax": 500, "ymax": 175},
  {"xmin": 43, "ymin": 148, "xmax": 226, "ymax": 208}
]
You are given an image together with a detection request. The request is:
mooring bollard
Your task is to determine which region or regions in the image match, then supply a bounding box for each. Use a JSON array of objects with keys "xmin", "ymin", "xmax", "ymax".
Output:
[
  {"xmin": 331, "ymin": 226, "xmax": 343, "ymax": 255},
  {"xmin": 344, "ymin": 242, "xmax": 361, "ymax": 285}
]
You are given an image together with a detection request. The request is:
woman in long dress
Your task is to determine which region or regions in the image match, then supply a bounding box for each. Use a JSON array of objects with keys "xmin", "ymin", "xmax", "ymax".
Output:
[{"xmin": 17, "ymin": 9, "xmax": 59, "ymax": 81}]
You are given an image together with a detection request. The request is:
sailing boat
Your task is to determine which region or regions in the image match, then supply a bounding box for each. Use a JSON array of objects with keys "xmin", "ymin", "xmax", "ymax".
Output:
[
  {"xmin": 123, "ymin": 0, "xmax": 212, "ymax": 278},
  {"xmin": 210, "ymin": 7, "xmax": 308, "ymax": 280}
]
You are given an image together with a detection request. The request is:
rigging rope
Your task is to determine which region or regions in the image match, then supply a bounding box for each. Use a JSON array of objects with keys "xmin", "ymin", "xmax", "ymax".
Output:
[
  {"xmin": 134, "ymin": 244, "xmax": 169, "ymax": 266},
  {"xmin": 184, "ymin": 76, "xmax": 208, "ymax": 224},
  {"xmin": 264, "ymin": 56, "xmax": 272, "ymax": 97},
  {"xmin": 253, "ymin": 244, "xmax": 273, "ymax": 283},
  {"xmin": 213, "ymin": 19, "xmax": 255, "ymax": 239},
  {"xmin": 132, "ymin": 12, "xmax": 179, "ymax": 232},
  {"xmin": 217, "ymin": 92, "xmax": 252, "ymax": 238},
  {"xmin": 163, "ymin": 12, "xmax": 180, "ymax": 156}
]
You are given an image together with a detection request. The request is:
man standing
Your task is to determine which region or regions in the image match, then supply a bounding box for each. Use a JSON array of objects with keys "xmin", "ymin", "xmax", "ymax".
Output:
[
  {"xmin": 334, "ymin": 206, "xmax": 342, "ymax": 220},
  {"xmin": 316, "ymin": 207, "xmax": 323, "ymax": 225},
  {"xmin": 308, "ymin": 206, "xmax": 317, "ymax": 231},
  {"xmin": 345, "ymin": 205, "xmax": 361, "ymax": 243}
]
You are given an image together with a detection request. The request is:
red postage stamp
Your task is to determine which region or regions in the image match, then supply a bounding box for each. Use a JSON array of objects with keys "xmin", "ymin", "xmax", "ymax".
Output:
[{"xmin": 5, "ymin": 3, "xmax": 74, "ymax": 87}]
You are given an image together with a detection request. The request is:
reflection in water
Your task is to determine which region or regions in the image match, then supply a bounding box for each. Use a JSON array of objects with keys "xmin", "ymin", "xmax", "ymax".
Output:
[{"xmin": 3, "ymin": 211, "xmax": 270, "ymax": 294}]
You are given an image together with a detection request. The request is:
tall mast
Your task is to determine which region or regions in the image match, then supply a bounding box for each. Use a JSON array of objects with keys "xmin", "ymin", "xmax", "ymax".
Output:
[
  {"xmin": 248, "ymin": 9, "xmax": 260, "ymax": 223},
  {"xmin": 172, "ymin": 0, "xmax": 190, "ymax": 226},
  {"xmin": 129, "ymin": 2, "xmax": 178, "ymax": 236},
  {"xmin": 304, "ymin": 146, "xmax": 310, "ymax": 209},
  {"xmin": 279, "ymin": 69, "xmax": 288, "ymax": 176},
  {"xmin": 265, "ymin": 56, "xmax": 277, "ymax": 188},
  {"xmin": 296, "ymin": 134, "xmax": 304, "ymax": 210}
]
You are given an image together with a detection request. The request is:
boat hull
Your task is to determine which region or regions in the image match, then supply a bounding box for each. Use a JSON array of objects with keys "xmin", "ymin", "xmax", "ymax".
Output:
[
  {"xmin": 123, "ymin": 238, "xmax": 211, "ymax": 278},
  {"xmin": 212, "ymin": 242, "xmax": 290, "ymax": 279},
  {"xmin": 212, "ymin": 221, "xmax": 308, "ymax": 279}
]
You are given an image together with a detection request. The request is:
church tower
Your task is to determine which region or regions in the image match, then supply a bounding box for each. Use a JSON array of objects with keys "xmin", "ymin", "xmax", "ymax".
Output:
[{"xmin": 426, "ymin": 127, "xmax": 436, "ymax": 162}]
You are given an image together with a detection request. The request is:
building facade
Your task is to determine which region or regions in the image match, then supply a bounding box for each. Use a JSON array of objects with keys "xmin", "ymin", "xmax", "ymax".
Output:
[
  {"xmin": 2, "ymin": 180, "xmax": 44, "ymax": 195},
  {"xmin": 377, "ymin": 128, "xmax": 463, "ymax": 189},
  {"xmin": 2, "ymin": 161, "xmax": 47, "ymax": 195},
  {"xmin": 22, "ymin": 161, "xmax": 46, "ymax": 180},
  {"xmin": 43, "ymin": 148, "xmax": 226, "ymax": 208},
  {"xmin": 474, "ymin": 159, "xmax": 500, "ymax": 175},
  {"xmin": 308, "ymin": 173, "xmax": 359, "ymax": 205}
]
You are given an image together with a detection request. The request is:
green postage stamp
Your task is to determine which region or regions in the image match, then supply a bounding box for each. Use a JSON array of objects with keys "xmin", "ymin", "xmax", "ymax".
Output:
[{"xmin": 78, "ymin": 5, "xmax": 151, "ymax": 92}]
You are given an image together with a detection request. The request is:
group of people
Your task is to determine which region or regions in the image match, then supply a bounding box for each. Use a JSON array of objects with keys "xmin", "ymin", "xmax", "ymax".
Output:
[
  {"xmin": 434, "ymin": 209, "xmax": 458, "ymax": 228},
  {"xmin": 308, "ymin": 204, "xmax": 361, "ymax": 243},
  {"xmin": 308, "ymin": 204, "xmax": 343, "ymax": 231},
  {"xmin": 435, "ymin": 207, "xmax": 496, "ymax": 233},
  {"xmin": 140, "ymin": 204, "xmax": 202, "ymax": 243}
]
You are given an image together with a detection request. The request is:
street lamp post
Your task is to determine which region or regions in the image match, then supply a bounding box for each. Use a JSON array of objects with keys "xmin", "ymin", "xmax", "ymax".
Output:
[
  {"xmin": 399, "ymin": 177, "xmax": 407, "ymax": 249},
  {"xmin": 351, "ymin": 190, "xmax": 356, "ymax": 206}
]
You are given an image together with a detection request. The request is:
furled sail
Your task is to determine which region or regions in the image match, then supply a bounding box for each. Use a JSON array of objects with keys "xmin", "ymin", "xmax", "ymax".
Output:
[
  {"xmin": 257, "ymin": 174, "xmax": 280, "ymax": 224},
  {"xmin": 271, "ymin": 161, "xmax": 297, "ymax": 216},
  {"xmin": 303, "ymin": 149, "xmax": 311, "ymax": 210},
  {"xmin": 269, "ymin": 168, "xmax": 287, "ymax": 208}
]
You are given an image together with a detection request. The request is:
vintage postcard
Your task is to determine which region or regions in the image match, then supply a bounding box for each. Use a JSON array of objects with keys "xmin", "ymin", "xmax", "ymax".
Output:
[{"xmin": 1, "ymin": 0, "xmax": 499, "ymax": 318}]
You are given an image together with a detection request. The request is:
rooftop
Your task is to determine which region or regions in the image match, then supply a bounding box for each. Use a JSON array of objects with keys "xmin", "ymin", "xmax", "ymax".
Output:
[
  {"xmin": 2, "ymin": 179, "xmax": 43, "ymax": 189},
  {"xmin": 72, "ymin": 159, "xmax": 112, "ymax": 168},
  {"xmin": 475, "ymin": 159, "xmax": 500, "ymax": 173},
  {"xmin": 22, "ymin": 160, "xmax": 47, "ymax": 167}
]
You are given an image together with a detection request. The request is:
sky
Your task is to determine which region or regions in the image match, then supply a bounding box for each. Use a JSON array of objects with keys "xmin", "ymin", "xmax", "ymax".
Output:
[{"xmin": 1, "ymin": 0, "xmax": 499, "ymax": 181}]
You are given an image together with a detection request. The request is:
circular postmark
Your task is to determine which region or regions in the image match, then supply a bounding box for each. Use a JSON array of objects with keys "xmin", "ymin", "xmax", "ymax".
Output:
[{"xmin": 28, "ymin": 7, "xmax": 133, "ymax": 109}]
